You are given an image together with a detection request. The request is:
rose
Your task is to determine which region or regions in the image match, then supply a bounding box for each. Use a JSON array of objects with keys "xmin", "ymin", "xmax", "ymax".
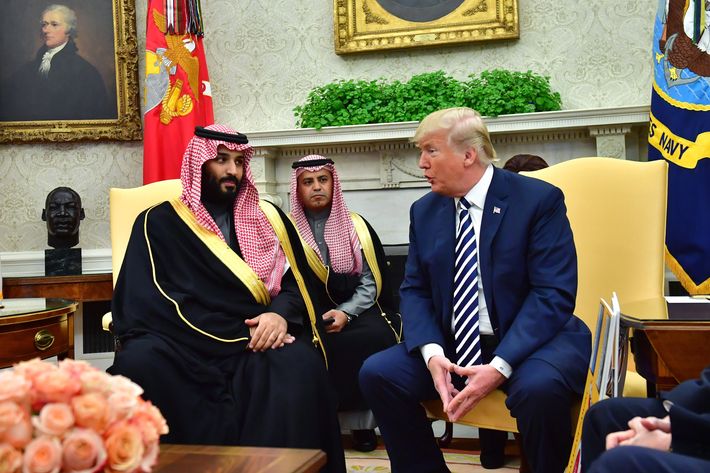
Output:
[
  {"xmin": 0, "ymin": 443, "xmax": 22, "ymax": 473},
  {"xmin": 33, "ymin": 370, "xmax": 81, "ymax": 407},
  {"xmin": 108, "ymin": 376, "xmax": 143, "ymax": 399},
  {"xmin": 131, "ymin": 402, "xmax": 168, "ymax": 445},
  {"xmin": 11, "ymin": 359, "xmax": 56, "ymax": 385},
  {"xmin": 62, "ymin": 428, "xmax": 107, "ymax": 473},
  {"xmin": 22, "ymin": 436, "xmax": 62, "ymax": 473},
  {"xmin": 107, "ymin": 392, "xmax": 138, "ymax": 424},
  {"xmin": 1, "ymin": 418, "xmax": 32, "ymax": 450},
  {"xmin": 105, "ymin": 377, "xmax": 143, "ymax": 425},
  {"xmin": 71, "ymin": 393, "xmax": 110, "ymax": 434},
  {"xmin": 0, "ymin": 372, "xmax": 31, "ymax": 404},
  {"xmin": 0, "ymin": 402, "xmax": 25, "ymax": 434},
  {"xmin": 32, "ymin": 403, "xmax": 75, "ymax": 437},
  {"xmin": 57, "ymin": 360, "xmax": 94, "ymax": 379},
  {"xmin": 104, "ymin": 421, "xmax": 145, "ymax": 473},
  {"xmin": 0, "ymin": 402, "xmax": 32, "ymax": 449},
  {"xmin": 139, "ymin": 442, "xmax": 159, "ymax": 473},
  {"xmin": 78, "ymin": 371, "xmax": 112, "ymax": 396}
]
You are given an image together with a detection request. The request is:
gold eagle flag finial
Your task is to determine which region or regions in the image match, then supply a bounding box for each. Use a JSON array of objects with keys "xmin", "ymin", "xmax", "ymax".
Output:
[{"xmin": 151, "ymin": 9, "xmax": 201, "ymax": 104}]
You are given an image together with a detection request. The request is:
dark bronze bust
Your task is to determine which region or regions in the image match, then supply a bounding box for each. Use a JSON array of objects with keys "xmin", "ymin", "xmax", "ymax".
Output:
[{"xmin": 41, "ymin": 187, "xmax": 85, "ymax": 249}]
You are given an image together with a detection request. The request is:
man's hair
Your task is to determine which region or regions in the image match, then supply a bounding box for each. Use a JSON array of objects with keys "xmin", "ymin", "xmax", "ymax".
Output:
[
  {"xmin": 412, "ymin": 107, "xmax": 497, "ymax": 165},
  {"xmin": 45, "ymin": 186, "xmax": 81, "ymax": 207},
  {"xmin": 42, "ymin": 4, "xmax": 78, "ymax": 37},
  {"xmin": 503, "ymin": 154, "xmax": 549, "ymax": 173}
]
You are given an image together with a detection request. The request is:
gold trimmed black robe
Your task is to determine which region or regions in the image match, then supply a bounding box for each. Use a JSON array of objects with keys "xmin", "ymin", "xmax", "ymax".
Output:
[{"xmin": 109, "ymin": 200, "xmax": 345, "ymax": 472}]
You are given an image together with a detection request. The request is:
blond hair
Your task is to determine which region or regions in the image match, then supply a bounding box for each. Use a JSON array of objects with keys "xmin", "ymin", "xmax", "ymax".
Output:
[{"xmin": 412, "ymin": 107, "xmax": 497, "ymax": 165}]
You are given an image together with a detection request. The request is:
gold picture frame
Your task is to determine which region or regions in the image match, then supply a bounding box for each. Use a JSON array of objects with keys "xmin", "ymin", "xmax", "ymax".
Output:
[
  {"xmin": 0, "ymin": 0, "xmax": 141, "ymax": 143},
  {"xmin": 334, "ymin": 0, "xmax": 519, "ymax": 54}
]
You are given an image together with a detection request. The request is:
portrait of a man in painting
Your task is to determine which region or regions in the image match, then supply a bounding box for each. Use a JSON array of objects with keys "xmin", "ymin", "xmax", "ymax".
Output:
[{"xmin": 0, "ymin": 2, "xmax": 117, "ymax": 122}]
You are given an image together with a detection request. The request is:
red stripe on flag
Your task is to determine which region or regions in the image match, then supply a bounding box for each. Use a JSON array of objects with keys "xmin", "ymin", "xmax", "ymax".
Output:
[{"xmin": 143, "ymin": 0, "xmax": 213, "ymax": 184}]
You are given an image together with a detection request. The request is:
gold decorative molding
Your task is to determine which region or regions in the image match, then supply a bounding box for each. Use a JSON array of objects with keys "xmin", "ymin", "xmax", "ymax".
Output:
[{"xmin": 334, "ymin": 0, "xmax": 519, "ymax": 54}]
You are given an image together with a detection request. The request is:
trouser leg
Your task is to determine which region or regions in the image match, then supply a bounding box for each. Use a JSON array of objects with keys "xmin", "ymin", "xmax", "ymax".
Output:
[
  {"xmin": 359, "ymin": 344, "xmax": 450, "ymax": 473},
  {"xmin": 504, "ymin": 358, "xmax": 575, "ymax": 473},
  {"xmin": 589, "ymin": 445, "xmax": 710, "ymax": 473}
]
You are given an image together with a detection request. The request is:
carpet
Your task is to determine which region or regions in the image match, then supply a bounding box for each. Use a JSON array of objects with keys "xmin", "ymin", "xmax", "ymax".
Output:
[{"xmin": 344, "ymin": 448, "xmax": 520, "ymax": 472}]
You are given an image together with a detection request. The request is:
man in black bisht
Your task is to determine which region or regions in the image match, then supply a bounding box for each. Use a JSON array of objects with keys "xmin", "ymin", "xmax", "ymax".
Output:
[
  {"xmin": 290, "ymin": 154, "xmax": 403, "ymax": 452},
  {"xmin": 109, "ymin": 125, "xmax": 345, "ymax": 473}
]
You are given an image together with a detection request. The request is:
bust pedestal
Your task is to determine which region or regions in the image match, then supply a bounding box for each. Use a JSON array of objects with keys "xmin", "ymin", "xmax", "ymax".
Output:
[{"xmin": 45, "ymin": 248, "xmax": 82, "ymax": 276}]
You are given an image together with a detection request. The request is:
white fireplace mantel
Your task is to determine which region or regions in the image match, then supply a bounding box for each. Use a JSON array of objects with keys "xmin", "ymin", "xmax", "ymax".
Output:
[
  {"xmin": 244, "ymin": 105, "xmax": 650, "ymax": 202},
  {"xmin": 246, "ymin": 105, "xmax": 649, "ymax": 148}
]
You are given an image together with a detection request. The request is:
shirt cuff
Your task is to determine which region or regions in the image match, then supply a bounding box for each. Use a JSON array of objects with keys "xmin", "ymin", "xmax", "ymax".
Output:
[
  {"xmin": 489, "ymin": 356, "xmax": 512, "ymax": 378},
  {"xmin": 420, "ymin": 343, "xmax": 445, "ymax": 367}
]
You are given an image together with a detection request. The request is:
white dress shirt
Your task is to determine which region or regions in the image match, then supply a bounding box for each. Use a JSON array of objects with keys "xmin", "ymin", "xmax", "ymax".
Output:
[{"xmin": 420, "ymin": 164, "xmax": 513, "ymax": 378}]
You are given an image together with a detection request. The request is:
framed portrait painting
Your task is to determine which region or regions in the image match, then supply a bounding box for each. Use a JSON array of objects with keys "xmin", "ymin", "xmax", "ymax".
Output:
[
  {"xmin": 334, "ymin": 0, "xmax": 519, "ymax": 54},
  {"xmin": 0, "ymin": 0, "xmax": 141, "ymax": 143}
]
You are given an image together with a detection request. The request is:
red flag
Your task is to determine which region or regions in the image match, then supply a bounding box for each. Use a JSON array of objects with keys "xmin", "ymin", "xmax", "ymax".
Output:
[{"xmin": 143, "ymin": 0, "xmax": 214, "ymax": 184}]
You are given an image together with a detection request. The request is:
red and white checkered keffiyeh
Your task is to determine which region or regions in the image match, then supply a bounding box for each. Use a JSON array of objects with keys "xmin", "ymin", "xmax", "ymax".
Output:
[
  {"xmin": 289, "ymin": 155, "xmax": 363, "ymax": 275},
  {"xmin": 179, "ymin": 124, "xmax": 286, "ymax": 296}
]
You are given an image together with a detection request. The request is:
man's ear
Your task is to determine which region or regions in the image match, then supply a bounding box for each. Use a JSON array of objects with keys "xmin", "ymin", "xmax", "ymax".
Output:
[
  {"xmin": 80, "ymin": 208, "xmax": 86, "ymax": 220},
  {"xmin": 463, "ymin": 148, "xmax": 477, "ymax": 167},
  {"xmin": 41, "ymin": 209, "xmax": 47, "ymax": 221}
]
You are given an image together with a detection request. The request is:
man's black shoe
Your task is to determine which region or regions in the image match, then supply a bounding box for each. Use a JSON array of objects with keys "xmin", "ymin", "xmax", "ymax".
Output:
[
  {"xmin": 479, "ymin": 450, "xmax": 505, "ymax": 469},
  {"xmin": 351, "ymin": 429, "xmax": 377, "ymax": 452},
  {"xmin": 479, "ymin": 428, "xmax": 507, "ymax": 469}
]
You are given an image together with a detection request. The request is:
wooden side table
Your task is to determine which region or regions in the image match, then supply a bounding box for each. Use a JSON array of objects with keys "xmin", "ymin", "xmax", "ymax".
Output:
[
  {"xmin": 3, "ymin": 274, "xmax": 112, "ymax": 302},
  {"xmin": 155, "ymin": 445, "xmax": 326, "ymax": 473},
  {"xmin": 621, "ymin": 298, "xmax": 710, "ymax": 396},
  {"xmin": 0, "ymin": 298, "xmax": 78, "ymax": 368},
  {"xmin": 4, "ymin": 275, "xmax": 115, "ymax": 354}
]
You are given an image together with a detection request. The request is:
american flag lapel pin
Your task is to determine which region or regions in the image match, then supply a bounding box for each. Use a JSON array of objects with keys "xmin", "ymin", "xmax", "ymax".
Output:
[{"xmin": 493, "ymin": 206, "xmax": 501, "ymax": 214}]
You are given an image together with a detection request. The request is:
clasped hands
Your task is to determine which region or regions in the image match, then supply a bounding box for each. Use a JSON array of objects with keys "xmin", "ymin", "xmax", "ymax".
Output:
[
  {"xmin": 428, "ymin": 355, "xmax": 505, "ymax": 422},
  {"xmin": 245, "ymin": 312, "xmax": 295, "ymax": 351},
  {"xmin": 606, "ymin": 415, "xmax": 672, "ymax": 452}
]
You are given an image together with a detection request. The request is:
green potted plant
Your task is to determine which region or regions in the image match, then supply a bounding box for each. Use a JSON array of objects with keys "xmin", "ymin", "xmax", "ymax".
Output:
[{"xmin": 294, "ymin": 69, "xmax": 562, "ymax": 129}]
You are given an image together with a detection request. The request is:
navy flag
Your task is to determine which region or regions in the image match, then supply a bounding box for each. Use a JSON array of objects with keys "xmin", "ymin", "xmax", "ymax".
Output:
[{"xmin": 649, "ymin": 0, "xmax": 710, "ymax": 295}]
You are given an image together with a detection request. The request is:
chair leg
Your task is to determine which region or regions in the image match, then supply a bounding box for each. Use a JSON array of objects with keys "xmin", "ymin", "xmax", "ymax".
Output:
[
  {"xmin": 436, "ymin": 421, "xmax": 454, "ymax": 448},
  {"xmin": 513, "ymin": 433, "xmax": 531, "ymax": 473}
]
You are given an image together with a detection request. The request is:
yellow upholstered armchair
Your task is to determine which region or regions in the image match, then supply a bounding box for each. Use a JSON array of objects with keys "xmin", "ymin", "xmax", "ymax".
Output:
[
  {"xmin": 423, "ymin": 157, "xmax": 668, "ymax": 467},
  {"xmin": 101, "ymin": 179, "xmax": 183, "ymax": 332}
]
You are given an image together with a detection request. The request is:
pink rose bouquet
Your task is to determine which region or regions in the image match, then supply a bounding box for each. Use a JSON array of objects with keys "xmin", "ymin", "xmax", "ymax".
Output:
[{"xmin": 0, "ymin": 359, "xmax": 168, "ymax": 473}]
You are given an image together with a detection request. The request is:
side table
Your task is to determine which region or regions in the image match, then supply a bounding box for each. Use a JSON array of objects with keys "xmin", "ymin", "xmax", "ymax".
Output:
[
  {"xmin": 4, "ymin": 274, "xmax": 114, "ymax": 354},
  {"xmin": 3, "ymin": 274, "xmax": 112, "ymax": 302},
  {"xmin": 0, "ymin": 298, "xmax": 78, "ymax": 368}
]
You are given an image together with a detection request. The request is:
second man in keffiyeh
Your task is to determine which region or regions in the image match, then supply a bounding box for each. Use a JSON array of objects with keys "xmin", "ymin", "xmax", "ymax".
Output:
[{"xmin": 290, "ymin": 154, "xmax": 402, "ymax": 452}]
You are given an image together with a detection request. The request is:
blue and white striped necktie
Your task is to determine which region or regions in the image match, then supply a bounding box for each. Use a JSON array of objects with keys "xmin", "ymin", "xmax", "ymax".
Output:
[{"xmin": 453, "ymin": 198, "xmax": 483, "ymax": 367}]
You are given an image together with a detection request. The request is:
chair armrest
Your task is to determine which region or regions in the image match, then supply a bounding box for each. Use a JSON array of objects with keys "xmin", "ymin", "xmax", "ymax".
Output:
[
  {"xmin": 102, "ymin": 312, "xmax": 113, "ymax": 333},
  {"xmin": 422, "ymin": 390, "xmax": 519, "ymax": 433}
]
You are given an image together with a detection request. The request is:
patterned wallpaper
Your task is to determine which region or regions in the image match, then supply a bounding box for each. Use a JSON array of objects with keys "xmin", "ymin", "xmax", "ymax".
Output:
[{"xmin": 0, "ymin": 0, "xmax": 656, "ymax": 252}]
